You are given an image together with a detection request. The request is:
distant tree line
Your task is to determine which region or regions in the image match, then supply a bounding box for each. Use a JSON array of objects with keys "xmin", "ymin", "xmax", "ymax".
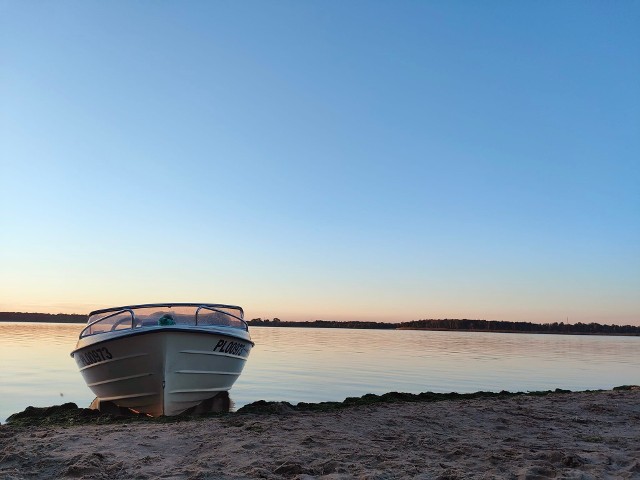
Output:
[
  {"xmin": 247, "ymin": 318, "xmax": 396, "ymax": 330},
  {"xmin": 397, "ymin": 318, "xmax": 640, "ymax": 335},
  {"xmin": 2, "ymin": 312, "xmax": 638, "ymax": 335},
  {"xmin": 0, "ymin": 312, "xmax": 85, "ymax": 323},
  {"xmin": 248, "ymin": 317, "xmax": 640, "ymax": 335}
]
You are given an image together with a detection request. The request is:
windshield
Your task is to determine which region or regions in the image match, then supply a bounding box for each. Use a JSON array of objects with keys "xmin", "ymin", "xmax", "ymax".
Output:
[{"xmin": 81, "ymin": 303, "xmax": 246, "ymax": 338}]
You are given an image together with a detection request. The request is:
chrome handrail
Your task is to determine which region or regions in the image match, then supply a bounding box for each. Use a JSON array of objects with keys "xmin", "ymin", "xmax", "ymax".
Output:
[
  {"xmin": 89, "ymin": 303, "xmax": 244, "ymax": 319},
  {"xmin": 79, "ymin": 308, "xmax": 135, "ymax": 338}
]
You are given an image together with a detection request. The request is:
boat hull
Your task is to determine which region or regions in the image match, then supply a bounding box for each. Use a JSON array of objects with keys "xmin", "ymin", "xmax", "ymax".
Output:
[{"xmin": 72, "ymin": 328, "xmax": 252, "ymax": 416}]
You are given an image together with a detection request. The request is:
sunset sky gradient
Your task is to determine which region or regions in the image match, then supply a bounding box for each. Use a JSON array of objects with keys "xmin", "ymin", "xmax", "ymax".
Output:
[{"xmin": 1, "ymin": 2, "xmax": 638, "ymax": 324}]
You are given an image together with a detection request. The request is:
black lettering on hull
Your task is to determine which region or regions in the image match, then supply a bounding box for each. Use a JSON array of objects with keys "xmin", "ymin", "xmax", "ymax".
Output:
[
  {"xmin": 212, "ymin": 339, "xmax": 248, "ymax": 357},
  {"xmin": 78, "ymin": 347, "xmax": 113, "ymax": 367}
]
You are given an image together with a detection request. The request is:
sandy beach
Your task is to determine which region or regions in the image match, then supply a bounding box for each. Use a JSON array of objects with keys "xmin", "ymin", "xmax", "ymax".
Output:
[{"xmin": 1, "ymin": 388, "xmax": 639, "ymax": 479}]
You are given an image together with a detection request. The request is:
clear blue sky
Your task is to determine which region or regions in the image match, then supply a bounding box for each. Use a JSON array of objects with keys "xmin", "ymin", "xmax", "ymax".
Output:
[{"xmin": 1, "ymin": 1, "xmax": 638, "ymax": 324}]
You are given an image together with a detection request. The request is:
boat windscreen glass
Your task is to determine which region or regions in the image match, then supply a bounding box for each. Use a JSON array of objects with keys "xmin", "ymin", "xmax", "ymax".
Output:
[
  {"xmin": 196, "ymin": 306, "xmax": 246, "ymax": 329},
  {"xmin": 81, "ymin": 304, "xmax": 246, "ymax": 338}
]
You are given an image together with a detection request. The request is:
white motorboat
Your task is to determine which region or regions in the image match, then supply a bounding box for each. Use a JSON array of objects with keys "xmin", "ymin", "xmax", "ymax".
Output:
[{"xmin": 71, "ymin": 303, "xmax": 254, "ymax": 416}]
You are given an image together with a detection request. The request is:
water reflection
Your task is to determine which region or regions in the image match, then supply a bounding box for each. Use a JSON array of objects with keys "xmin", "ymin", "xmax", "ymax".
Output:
[
  {"xmin": 234, "ymin": 327, "xmax": 640, "ymax": 407},
  {"xmin": 1, "ymin": 323, "xmax": 639, "ymax": 423}
]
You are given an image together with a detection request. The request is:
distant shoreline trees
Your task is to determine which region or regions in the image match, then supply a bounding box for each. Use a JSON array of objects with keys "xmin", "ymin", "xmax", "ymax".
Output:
[
  {"xmin": 0, "ymin": 312, "xmax": 85, "ymax": 323},
  {"xmin": 247, "ymin": 317, "xmax": 640, "ymax": 335},
  {"xmin": 1, "ymin": 312, "xmax": 638, "ymax": 335},
  {"xmin": 395, "ymin": 318, "xmax": 640, "ymax": 335},
  {"xmin": 247, "ymin": 318, "xmax": 396, "ymax": 330}
]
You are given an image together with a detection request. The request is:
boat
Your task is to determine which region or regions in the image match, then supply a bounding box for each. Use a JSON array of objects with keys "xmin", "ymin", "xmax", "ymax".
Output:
[{"xmin": 71, "ymin": 302, "xmax": 254, "ymax": 416}]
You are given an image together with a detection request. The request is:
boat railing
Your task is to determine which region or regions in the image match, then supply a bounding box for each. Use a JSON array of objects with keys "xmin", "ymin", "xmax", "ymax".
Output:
[
  {"xmin": 80, "ymin": 309, "xmax": 135, "ymax": 338},
  {"xmin": 79, "ymin": 304, "xmax": 248, "ymax": 338}
]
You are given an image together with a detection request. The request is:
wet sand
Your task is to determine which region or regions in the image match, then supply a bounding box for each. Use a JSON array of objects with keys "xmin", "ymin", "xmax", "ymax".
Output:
[{"xmin": 1, "ymin": 388, "xmax": 639, "ymax": 479}]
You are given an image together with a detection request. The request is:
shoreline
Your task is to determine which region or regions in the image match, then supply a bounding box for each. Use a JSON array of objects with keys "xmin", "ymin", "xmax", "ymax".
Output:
[
  {"xmin": 2, "ymin": 319, "xmax": 639, "ymax": 337},
  {"xmin": 2, "ymin": 387, "xmax": 639, "ymax": 479},
  {"xmin": 3, "ymin": 386, "xmax": 637, "ymax": 426},
  {"xmin": 396, "ymin": 327, "xmax": 640, "ymax": 336}
]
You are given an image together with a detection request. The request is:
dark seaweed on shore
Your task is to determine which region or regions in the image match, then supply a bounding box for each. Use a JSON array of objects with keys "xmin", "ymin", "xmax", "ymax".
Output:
[
  {"xmin": 4, "ymin": 386, "xmax": 637, "ymax": 427},
  {"xmin": 236, "ymin": 389, "xmax": 574, "ymax": 414},
  {"xmin": 3, "ymin": 403, "xmax": 152, "ymax": 427},
  {"xmin": 239, "ymin": 386, "xmax": 640, "ymax": 414}
]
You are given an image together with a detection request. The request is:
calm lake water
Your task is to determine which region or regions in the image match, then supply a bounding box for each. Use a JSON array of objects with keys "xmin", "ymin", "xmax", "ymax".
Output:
[{"xmin": 1, "ymin": 322, "xmax": 639, "ymax": 423}]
